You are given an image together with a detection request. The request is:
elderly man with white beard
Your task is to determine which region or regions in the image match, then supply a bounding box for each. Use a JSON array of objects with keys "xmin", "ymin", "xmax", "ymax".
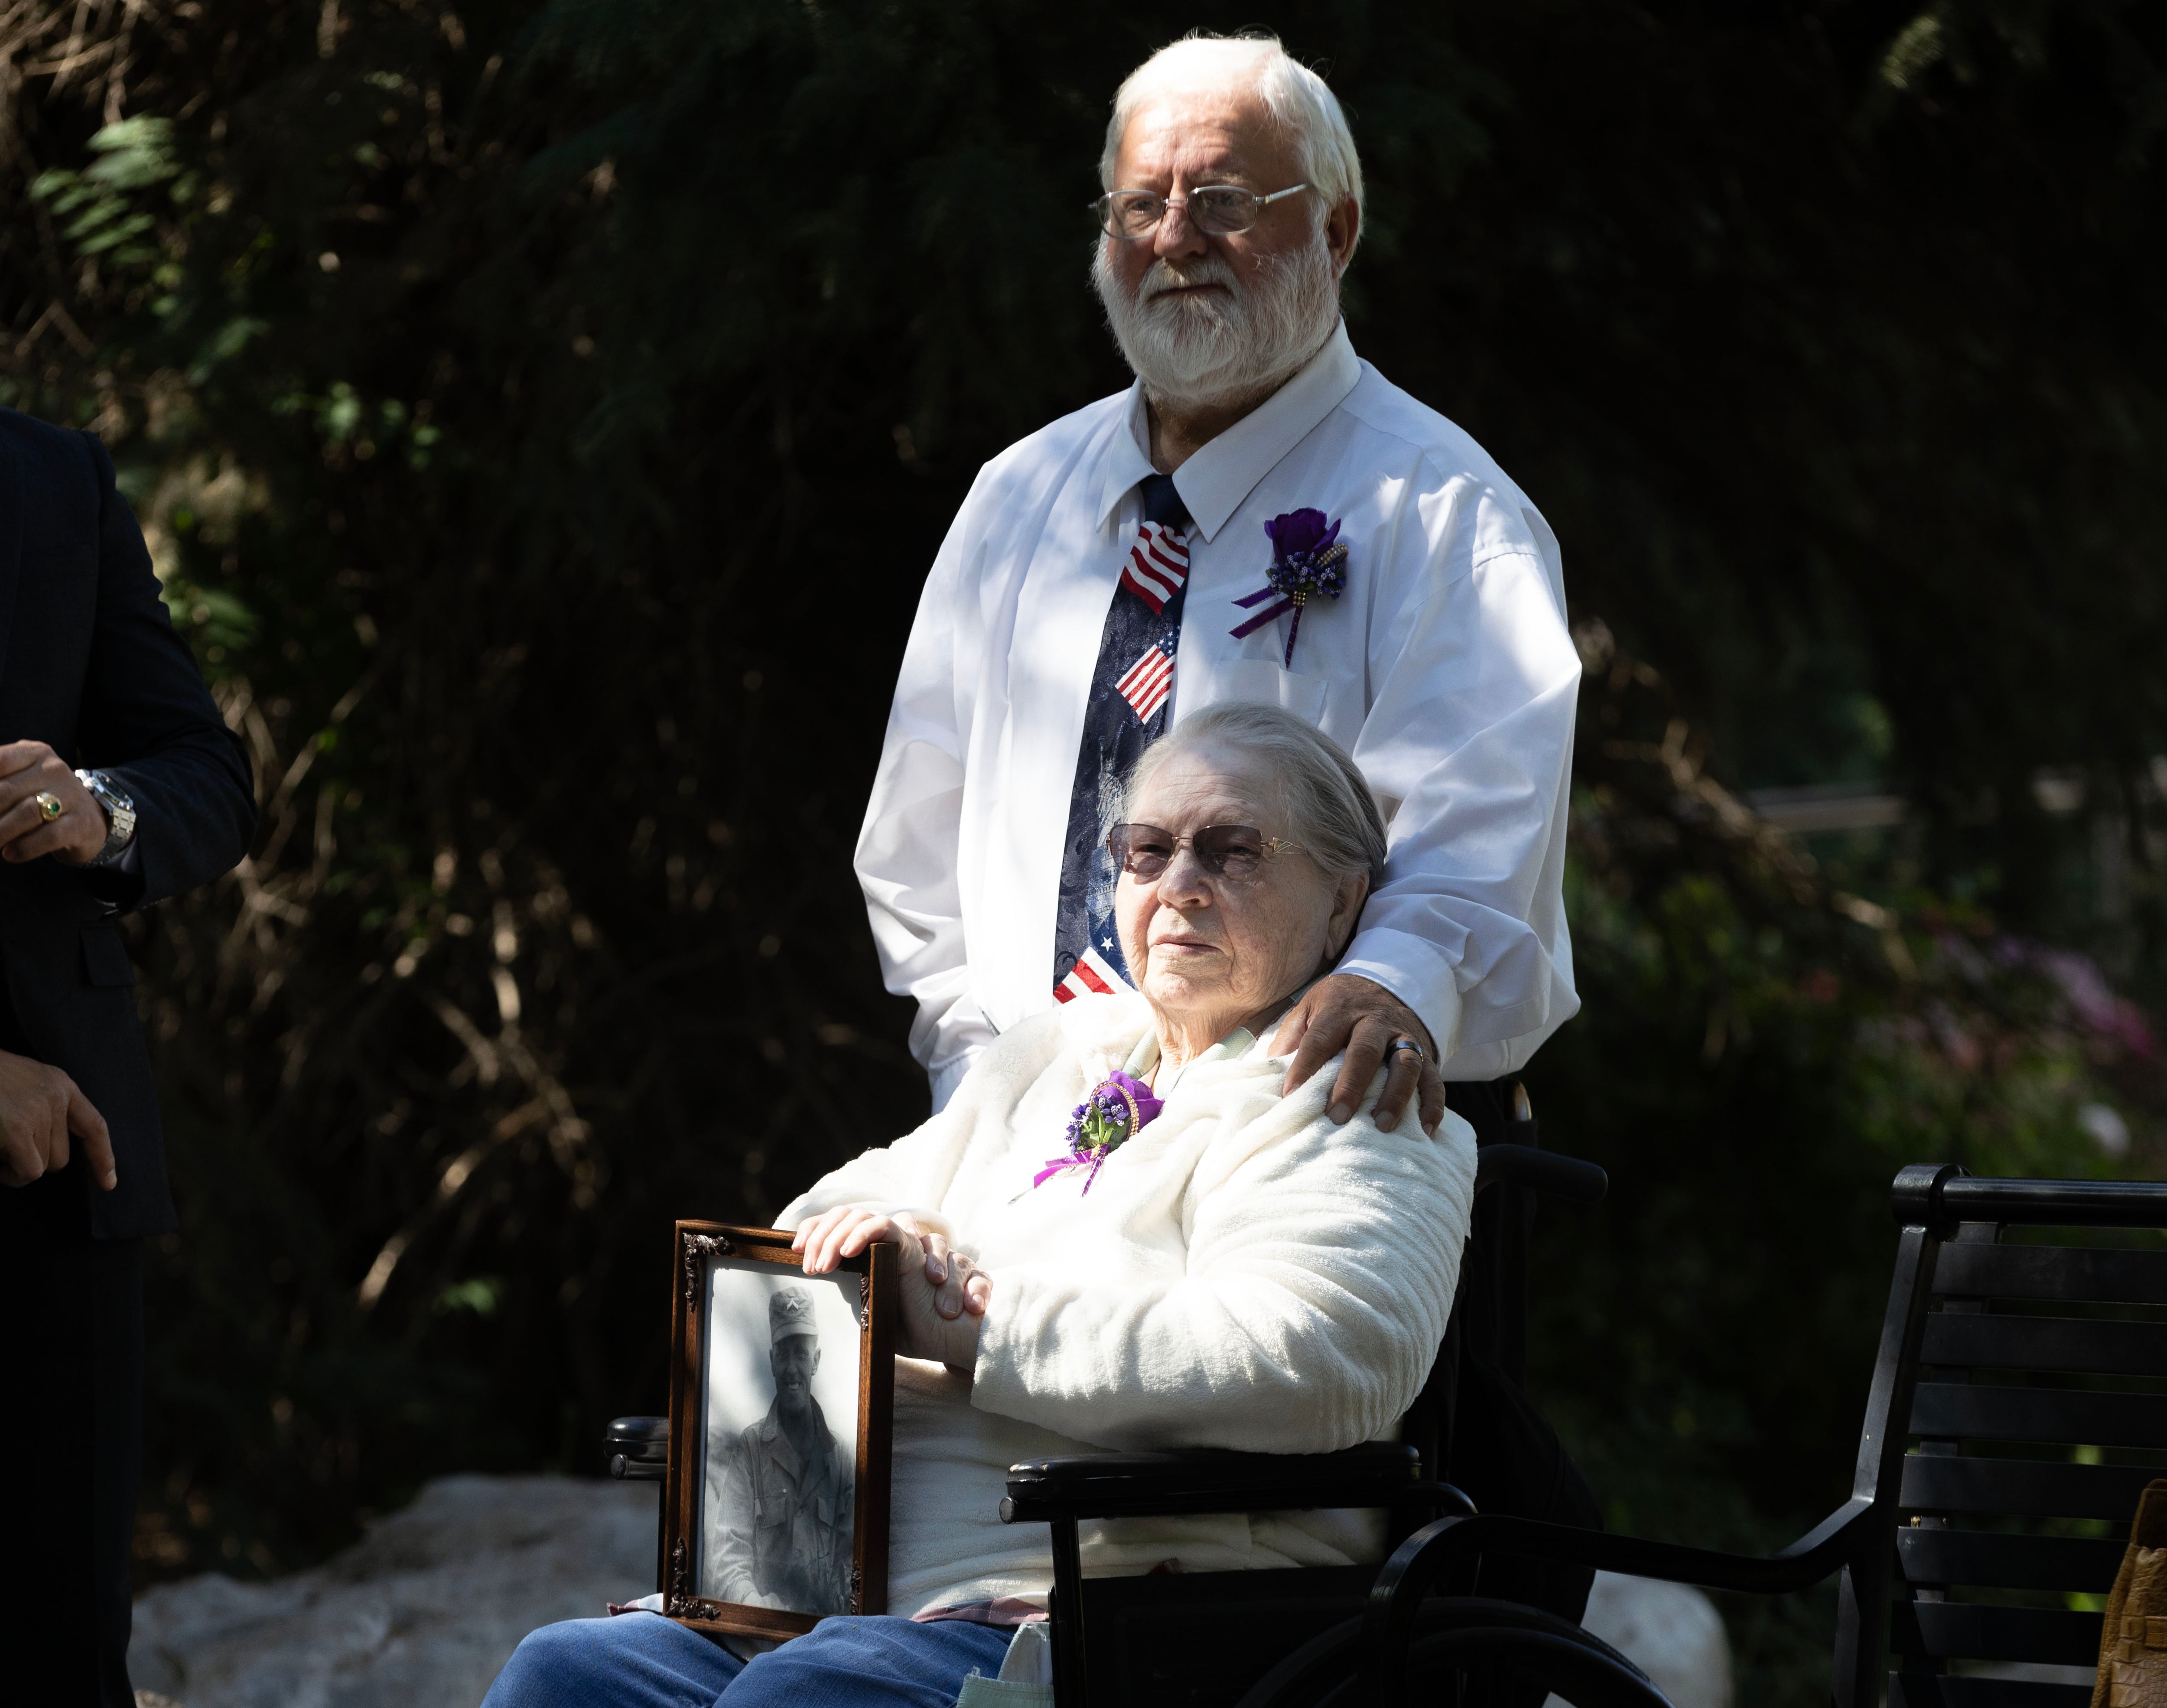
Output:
[{"xmin": 859, "ymin": 33, "xmax": 1581, "ymax": 1139}]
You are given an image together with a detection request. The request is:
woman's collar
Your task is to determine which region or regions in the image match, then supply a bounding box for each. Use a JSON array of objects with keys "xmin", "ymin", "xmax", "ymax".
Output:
[
  {"xmin": 1122, "ymin": 1025, "xmax": 1254, "ymax": 1103},
  {"xmin": 1129, "ymin": 976, "xmax": 1325, "ymax": 1094}
]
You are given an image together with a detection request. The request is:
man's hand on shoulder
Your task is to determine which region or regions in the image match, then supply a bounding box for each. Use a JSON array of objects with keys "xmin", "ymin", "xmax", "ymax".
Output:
[
  {"xmin": 1278, "ymin": 973, "xmax": 1446, "ymax": 1138},
  {"xmin": 0, "ymin": 742, "xmax": 106, "ymax": 866},
  {"xmin": 0, "ymin": 1048, "xmax": 116, "ymax": 1191}
]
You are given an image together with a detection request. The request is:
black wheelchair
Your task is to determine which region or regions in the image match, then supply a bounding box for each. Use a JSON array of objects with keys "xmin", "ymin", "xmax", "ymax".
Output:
[{"xmin": 609, "ymin": 1083, "xmax": 1672, "ymax": 1705}]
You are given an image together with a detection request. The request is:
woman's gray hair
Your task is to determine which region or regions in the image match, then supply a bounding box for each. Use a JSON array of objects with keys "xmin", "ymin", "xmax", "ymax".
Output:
[
  {"xmin": 1116, "ymin": 701, "xmax": 1388, "ymax": 890},
  {"xmin": 1099, "ymin": 33, "xmax": 1365, "ymax": 227}
]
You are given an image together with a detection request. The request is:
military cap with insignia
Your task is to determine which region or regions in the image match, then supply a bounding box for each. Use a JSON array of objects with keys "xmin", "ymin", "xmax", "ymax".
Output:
[{"xmin": 770, "ymin": 1285, "xmax": 820, "ymax": 1344}]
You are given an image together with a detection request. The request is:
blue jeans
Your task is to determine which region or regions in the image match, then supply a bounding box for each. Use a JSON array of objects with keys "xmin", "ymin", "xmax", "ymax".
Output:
[{"xmin": 481, "ymin": 1611, "xmax": 1018, "ymax": 1708}]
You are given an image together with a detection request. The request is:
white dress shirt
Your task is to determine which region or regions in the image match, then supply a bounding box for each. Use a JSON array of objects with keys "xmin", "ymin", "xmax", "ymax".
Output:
[{"xmin": 856, "ymin": 323, "xmax": 1581, "ymax": 1105}]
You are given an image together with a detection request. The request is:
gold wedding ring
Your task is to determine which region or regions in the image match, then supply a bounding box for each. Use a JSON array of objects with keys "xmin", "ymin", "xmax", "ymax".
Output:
[{"xmin": 33, "ymin": 791, "xmax": 63, "ymax": 823}]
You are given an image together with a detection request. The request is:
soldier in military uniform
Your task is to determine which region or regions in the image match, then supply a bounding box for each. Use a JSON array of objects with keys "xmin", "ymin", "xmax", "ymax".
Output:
[{"xmin": 706, "ymin": 1285, "xmax": 856, "ymax": 1614}]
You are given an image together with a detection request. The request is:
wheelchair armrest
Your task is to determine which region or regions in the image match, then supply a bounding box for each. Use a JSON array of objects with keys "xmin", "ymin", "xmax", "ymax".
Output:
[
  {"xmin": 1474, "ymin": 1143, "xmax": 1607, "ymax": 1205},
  {"xmin": 1000, "ymin": 1442, "xmax": 1470, "ymax": 1524},
  {"xmin": 606, "ymin": 1415, "xmax": 670, "ymax": 1483}
]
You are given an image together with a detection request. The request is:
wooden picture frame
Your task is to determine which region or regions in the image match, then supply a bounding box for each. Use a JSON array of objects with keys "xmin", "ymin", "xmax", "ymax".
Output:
[{"xmin": 661, "ymin": 1220, "xmax": 896, "ymax": 1641}]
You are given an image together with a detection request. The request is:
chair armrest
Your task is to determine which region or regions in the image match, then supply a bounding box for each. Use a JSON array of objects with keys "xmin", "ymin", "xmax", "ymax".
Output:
[
  {"xmin": 1000, "ymin": 1443, "xmax": 1469, "ymax": 1524},
  {"xmin": 607, "ymin": 1415, "xmax": 669, "ymax": 1483},
  {"xmin": 1357, "ymin": 1496, "xmax": 1878, "ymax": 1698},
  {"xmin": 1474, "ymin": 1143, "xmax": 1607, "ymax": 1205}
]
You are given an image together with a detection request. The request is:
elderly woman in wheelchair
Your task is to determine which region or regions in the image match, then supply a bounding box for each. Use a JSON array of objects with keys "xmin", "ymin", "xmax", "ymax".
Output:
[{"xmin": 483, "ymin": 701, "xmax": 1478, "ymax": 1708}]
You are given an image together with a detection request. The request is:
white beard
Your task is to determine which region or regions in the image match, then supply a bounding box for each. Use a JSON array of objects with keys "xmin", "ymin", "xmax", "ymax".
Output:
[{"xmin": 1092, "ymin": 232, "xmax": 1341, "ymax": 412}]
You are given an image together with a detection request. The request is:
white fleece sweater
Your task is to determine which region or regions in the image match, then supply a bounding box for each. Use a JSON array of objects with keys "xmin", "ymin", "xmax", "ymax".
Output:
[{"xmin": 778, "ymin": 990, "xmax": 1477, "ymax": 1617}]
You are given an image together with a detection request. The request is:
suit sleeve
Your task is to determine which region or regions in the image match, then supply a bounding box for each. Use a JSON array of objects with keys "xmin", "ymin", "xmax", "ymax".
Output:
[{"xmin": 72, "ymin": 432, "xmax": 257, "ymax": 910}]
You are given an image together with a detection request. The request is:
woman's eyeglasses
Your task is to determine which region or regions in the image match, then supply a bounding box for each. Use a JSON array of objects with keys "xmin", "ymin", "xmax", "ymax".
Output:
[
  {"xmin": 1106, "ymin": 823, "xmax": 1304, "ymax": 884},
  {"xmin": 1091, "ymin": 183, "xmax": 1312, "ymax": 241}
]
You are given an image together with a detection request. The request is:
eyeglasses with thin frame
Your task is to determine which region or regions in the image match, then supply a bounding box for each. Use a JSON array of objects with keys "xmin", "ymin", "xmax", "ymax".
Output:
[
  {"xmin": 1091, "ymin": 183, "xmax": 1313, "ymax": 241},
  {"xmin": 1107, "ymin": 822, "xmax": 1305, "ymax": 885}
]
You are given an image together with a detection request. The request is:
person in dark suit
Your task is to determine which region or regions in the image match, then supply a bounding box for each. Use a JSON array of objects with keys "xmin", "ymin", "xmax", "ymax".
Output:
[{"xmin": 0, "ymin": 406, "xmax": 258, "ymax": 1706}]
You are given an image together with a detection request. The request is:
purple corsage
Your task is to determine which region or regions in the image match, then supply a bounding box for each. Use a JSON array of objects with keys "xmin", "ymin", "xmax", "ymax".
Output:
[
  {"xmin": 1230, "ymin": 508, "xmax": 1349, "ymax": 667},
  {"xmin": 1034, "ymin": 1070, "xmax": 1163, "ymax": 1194}
]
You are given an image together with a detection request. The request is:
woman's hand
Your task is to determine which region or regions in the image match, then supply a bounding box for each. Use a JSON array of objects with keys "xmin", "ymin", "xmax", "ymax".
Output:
[
  {"xmin": 793, "ymin": 1207, "xmax": 989, "ymax": 1315},
  {"xmin": 791, "ymin": 1207, "xmax": 991, "ymax": 1372}
]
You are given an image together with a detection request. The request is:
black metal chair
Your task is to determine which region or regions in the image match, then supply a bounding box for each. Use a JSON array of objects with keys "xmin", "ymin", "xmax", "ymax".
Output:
[
  {"xmin": 610, "ymin": 1087, "xmax": 1638, "ymax": 1705},
  {"xmin": 1357, "ymin": 1165, "xmax": 2167, "ymax": 1706}
]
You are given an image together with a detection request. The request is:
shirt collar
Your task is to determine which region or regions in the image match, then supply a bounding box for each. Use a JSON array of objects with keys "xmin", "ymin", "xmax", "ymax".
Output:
[
  {"xmin": 1095, "ymin": 394, "xmax": 1158, "ymax": 534},
  {"xmin": 1092, "ymin": 321, "xmax": 1363, "ymax": 543}
]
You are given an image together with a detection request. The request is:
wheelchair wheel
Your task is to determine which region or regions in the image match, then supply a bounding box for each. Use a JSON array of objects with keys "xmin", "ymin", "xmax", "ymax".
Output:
[{"xmin": 1233, "ymin": 1595, "xmax": 1670, "ymax": 1708}]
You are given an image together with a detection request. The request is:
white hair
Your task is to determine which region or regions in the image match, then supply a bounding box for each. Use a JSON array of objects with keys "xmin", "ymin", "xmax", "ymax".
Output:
[
  {"xmin": 1116, "ymin": 701, "xmax": 1388, "ymax": 891},
  {"xmin": 1098, "ymin": 33, "xmax": 1365, "ymax": 222},
  {"xmin": 1091, "ymin": 236, "xmax": 1340, "ymax": 411}
]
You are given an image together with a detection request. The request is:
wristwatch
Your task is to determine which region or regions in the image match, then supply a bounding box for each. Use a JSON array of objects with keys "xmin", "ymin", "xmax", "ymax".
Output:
[{"xmin": 73, "ymin": 769, "xmax": 137, "ymax": 868}]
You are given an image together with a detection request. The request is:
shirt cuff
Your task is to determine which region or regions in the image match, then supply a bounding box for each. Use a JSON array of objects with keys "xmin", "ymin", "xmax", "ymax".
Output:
[{"xmin": 1334, "ymin": 927, "xmax": 1464, "ymax": 1062}]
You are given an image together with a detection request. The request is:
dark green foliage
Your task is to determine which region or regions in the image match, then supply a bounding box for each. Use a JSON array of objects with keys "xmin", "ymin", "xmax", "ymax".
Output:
[{"xmin": 5, "ymin": 3, "xmax": 2164, "ymax": 1695}]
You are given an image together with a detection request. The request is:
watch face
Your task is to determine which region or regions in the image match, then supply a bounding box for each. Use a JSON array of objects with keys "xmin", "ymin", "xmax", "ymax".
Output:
[{"xmin": 86, "ymin": 772, "xmax": 133, "ymax": 814}]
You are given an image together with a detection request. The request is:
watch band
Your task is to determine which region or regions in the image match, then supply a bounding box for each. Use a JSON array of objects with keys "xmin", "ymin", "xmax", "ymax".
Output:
[{"xmin": 73, "ymin": 769, "xmax": 137, "ymax": 868}]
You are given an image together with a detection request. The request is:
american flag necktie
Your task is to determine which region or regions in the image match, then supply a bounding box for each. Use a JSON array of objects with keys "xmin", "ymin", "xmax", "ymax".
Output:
[
  {"xmin": 1051, "ymin": 474, "xmax": 1192, "ymax": 999},
  {"xmin": 1121, "ymin": 520, "xmax": 1190, "ymax": 613}
]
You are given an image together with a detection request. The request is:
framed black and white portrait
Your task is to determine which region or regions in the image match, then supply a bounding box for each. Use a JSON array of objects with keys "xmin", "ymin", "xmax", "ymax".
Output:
[{"xmin": 662, "ymin": 1222, "xmax": 895, "ymax": 1641}]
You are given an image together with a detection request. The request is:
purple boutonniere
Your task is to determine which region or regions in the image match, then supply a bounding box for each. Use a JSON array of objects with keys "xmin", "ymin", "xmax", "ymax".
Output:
[
  {"xmin": 1230, "ymin": 508, "xmax": 1349, "ymax": 668},
  {"xmin": 1033, "ymin": 1069, "xmax": 1162, "ymax": 1195}
]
